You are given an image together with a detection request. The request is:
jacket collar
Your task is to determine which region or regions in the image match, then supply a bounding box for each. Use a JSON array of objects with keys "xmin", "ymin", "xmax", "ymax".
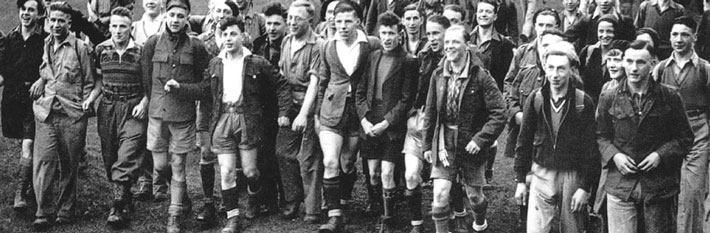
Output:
[
  {"xmin": 12, "ymin": 24, "xmax": 44, "ymax": 37},
  {"xmin": 46, "ymin": 33, "xmax": 79, "ymax": 52},
  {"xmin": 471, "ymin": 26, "xmax": 503, "ymax": 43}
]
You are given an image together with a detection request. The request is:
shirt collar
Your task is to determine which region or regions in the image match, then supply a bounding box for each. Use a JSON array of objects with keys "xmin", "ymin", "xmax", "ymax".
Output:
[
  {"xmin": 650, "ymin": 0, "xmax": 680, "ymax": 9},
  {"xmin": 218, "ymin": 46, "xmax": 252, "ymax": 60},
  {"xmin": 337, "ymin": 30, "xmax": 368, "ymax": 44},
  {"xmin": 443, "ymin": 53, "xmax": 471, "ymax": 78},
  {"xmin": 666, "ymin": 51, "xmax": 699, "ymax": 68},
  {"xmin": 471, "ymin": 26, "xmax": 502, "ymax": 43},
  {"xmin": 47, "ymin": 33, "xmax": 79, "ymax": 50}
]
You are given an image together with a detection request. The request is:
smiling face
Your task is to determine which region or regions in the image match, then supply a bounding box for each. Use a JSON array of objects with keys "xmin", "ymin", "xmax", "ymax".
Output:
[
  {"xmin": 19, "ymin": 0, "xmax": 40, "ymax": 28},
  {"xmin": 379, "ymin": 24, "xmax": 400, "ymax": 51},
  {"xmin": 544, "ymin": 54, "xmax": 572, "ymax": 91},
  {"xmin": 595, "ymin": 0, "xmax": 613, "ymax": 13},
  {"xmin": 265, "ymin": 14, "xmax": 286, "ymax": 41},
  {"xmin": 222, "ymin": 24, "xmax": 244, "ymax": 53},
  {"xmin": 597, "ymin": 21, "xmax": 615, "ymax": 47},
  {"xmin": 109, "ymin": 15, "xmax": 132, "ymax": 44},
  {"xmin": 48, "ymin": 10, "xmax": 71, "ymax": 39},
  {"xmin": 334, "ymin": 11, "xmax": 360, "ymax": 40},
  {"xmin": 623, "ymin": 48, "xmax": 653, "ymax": 85},
  {"xmin": 444, "ymin": 28, "xmax": 467, "ymax": 62},
  {"xmin": 288, "ymin": 6, "xmax": 311, "ymax": 38},
  {"xmin": 325, "ymin": 1, "xmax": 339, "ymax": 28},
  {"xmin": 402, "ymin": 10, "xmax": 422, "ymax": 35},
  {"xmin": 476, "ymin": 2, "xmax": 497, "ymax": 27},
  {"xmin": 143, "ymin": 0, "xmax": 162, "ymax": 16},
  {"xmin": 425, "ymin": 21, "xmax": 445, "ymax": 52},
  {"xmin": 670, "ymin": 24, "xmax": 695, "ymax": 54},
  {"xmin": 165, "ymin": 7, "xmax": 188, "ymax": 33},
  {"xmin": 606, "ymin": 52, "xmax": 624, "ymax": 79},
  {"xmin": 211, "ymin": 2, "xmax": 233, "ymax": 23}
]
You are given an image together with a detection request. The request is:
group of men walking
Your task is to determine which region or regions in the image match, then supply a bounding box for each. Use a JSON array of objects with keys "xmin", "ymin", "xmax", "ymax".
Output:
[{"xmin": 3, "ymin": 0, "xmax": 710, "ymax": 233}]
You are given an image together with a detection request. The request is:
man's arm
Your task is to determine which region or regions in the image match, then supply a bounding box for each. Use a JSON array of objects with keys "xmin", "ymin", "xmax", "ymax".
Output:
[
  {"xmin": 262, "ymin": 57, "xmax": 293, "ymax": 118},
  {"xmin": 422, "ymin": 70, "xmax": 439, "ymax": 152},
  {"xmin": 142, "ymin": 35, "xmax": 157, "ymax": 101},
  {"xmin": 80, "ymin": 43, "xmax": 96, "ymax": 102},
  {"xmin": 514, "ymin": 92, "xmax": 537, "ymax": 183},
  {"xmin": 355, "ymin": 57, "xmax": 371, "ymax": 120},
  {"xmin": 470, "ymin": 71, "xmax": 507, "ymax": 149},
  {"xmin": 653, "ymin": 91, "xmax": 694, "ymax": 161},
  {"xmin": 315, "ymin": 41, "xmax": 331, "ymax": 116},
  {"xmin": 503, "ymin": 47, "xmax": 524, "ymax": 123},
  {"xmin": 596, "ymin": 90, "xmax": 623, "ymax": 168},
  {"xmin": 579, "ymin": 94, "xmax": 598, "ymax": 192},
  {"xmin": 382, "ymin": 57, "xmax": 419, "ymax": 126}
]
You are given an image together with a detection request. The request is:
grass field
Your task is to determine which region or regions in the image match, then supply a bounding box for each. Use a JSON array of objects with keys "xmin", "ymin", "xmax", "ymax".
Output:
[{"xmin": 0, "ymin": 0, "xmax": 526, "ymax": 232}]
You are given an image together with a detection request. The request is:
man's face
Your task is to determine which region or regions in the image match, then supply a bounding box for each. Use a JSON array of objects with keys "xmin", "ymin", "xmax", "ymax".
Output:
[
  {"xmin": 476, "ymin": 2, "xmax": 497, "ymax": 27},
  {"xmin": 670, "ymin": 24, "xmax": 695, "ymax": 54},
  {"xmin": 597, "ymin": 21, "xmax": 614, "ymax": 46},
  {"xmin": 222, "ymin": 25, "xmax": 244, "ymax": 52},
  {"xmin": 443, "ymin": 10, "xmax": 463, "ymax": 25},
  {"xmin": 534, "ymin": 14, "xmax": 557, "ymax": 38},
  {"xmin": 143, "ymin": 0, "xmax": 162, "ymax": 15},
  {"xmin": 109, "ymin": 15, "xmax": 132, "ymax": 44},
  {"xmin": 166, "ymin": 7, "xmax": 188, "ymax": 33},
  {"xmin": 544, "ymin": 55, "xmax": 572, "ymax": 90},
  {"xmin": 595, "ymin": 0, "xmax": 613, "ymax": 13},
  {"xmin": 538, "ymin": 34, "xmax": 564, "ymax": 60},
  {"xmin": 444, "ymin": 29, "xmax": 467, "ymax": 62},
  {"xmin": 379, "ymin": 24, "xmax": 400, "ymax": 51},
  {"xmin": 325, "ymin": 1, "xmax": 339, "ymax": 28},
  {"xmin": 334, "ymin": 11, "xmax": 360, "ymax": 40},
  {"xmin": 19, "ymin": 0, "xmax": 40, "ymax": 28},
  {"xmin": 48, "ymin": 10, "xmax": 71, "ymax": 39},
  {"xmin": 425, "ymin": 21, "xmax": 445, "ymax": 52},
  {"xmin": 288, "ymin": 7, "xmax": 311, "ymax": 37},
  {"xmin": 265, "ymin": 14, "xmax": 286, "ymax": 41},
  {"xmin": 563, "ymin": 0, "xmax": 580, "ymax": 12},
  {"xmin": 402, "ymin": 10, "xmax": 422, "ymax": 35},
  {"xmin": 623, "ymin": 48, "xmax": 653, "ymax": 85},
  {"xmin": 606, "ymin": 53, "xmax": 624, "ymax": 79},
  {"xmin": 211, "ymin": 3, "xmax": 233, "ymax": 23}
]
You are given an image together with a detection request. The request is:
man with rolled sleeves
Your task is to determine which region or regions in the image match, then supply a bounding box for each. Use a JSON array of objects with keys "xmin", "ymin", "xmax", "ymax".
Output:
[
  {"xmin": 140, "ymin": 0, "xmax": 209, "ymax": 232},
  {"xmin": 29, "ymin": 2, "xmax": 96, "ymax": 230}
]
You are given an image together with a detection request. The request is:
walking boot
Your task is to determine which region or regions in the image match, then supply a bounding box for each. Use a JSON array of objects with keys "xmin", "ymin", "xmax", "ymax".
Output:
[
  {"xmin": 108, "ymin": 183, "xmax": 132, "ymax": 228},
  {"xmin": 197, "ymin": 164, "xmax": 217, "ymax": 226},
  {"xmin": 318, "ymin": 216, "xmax": 343, "ymax": 233},
  {"xmin": 166, "ymin": 213, "xmax": 182, "ymax": 233},
  {"xmin": 453, "ymin": 215, "xmax": 468, "ymax": 233},
  {"xmin": 196, "ymin": 202, "xmax": 217, "ymax": 227},
  {"xmin": 282, "ymin": 201, "xmax": 301, "ymax": 220},
  {"xmin": 13, "ymin": 162, "xmax": 33, "ymax": 211},
  {"xmin": 107, "ymin": 200, "xmax": 126, "ymax": 228},
  {"xmin": 222, "ymin": 215, "xmax": 240, "ymax": 233},
  {"xmin": 134, "ymin": 180, "xmax": 153, "ymax": 201}
]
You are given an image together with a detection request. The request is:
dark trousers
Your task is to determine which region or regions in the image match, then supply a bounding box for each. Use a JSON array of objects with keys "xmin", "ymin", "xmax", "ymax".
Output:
[
  {"xmin": 97, "ymin": 97, "xmax": 146, "ymax": 183},
  {"xmin": 276, "ymin": 116, "xmax": 323, "ymax": 215},
  {"xmin": 33, "ymin": 112, "xmax": 87, "ymax": 218}
]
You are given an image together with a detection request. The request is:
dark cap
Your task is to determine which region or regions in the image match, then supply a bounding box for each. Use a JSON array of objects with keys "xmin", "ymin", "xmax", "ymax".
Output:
[{"xmin": 166, "ymin": 0, "xmax": 191, "ymax": 12}]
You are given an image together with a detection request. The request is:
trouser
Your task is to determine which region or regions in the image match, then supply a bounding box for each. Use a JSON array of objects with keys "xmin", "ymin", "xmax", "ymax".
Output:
[
  {"xmin": 607, "ymin": 192, "xmax": 675, "ymax": 233},
  {"xmin": 259, "ymin": 116, "xmax": 282, "ymax": 208},
  {"xmin": 678, "ymin": 113, "xmax": 709, "ymax": 233},
  {"xmin": 33, "ymin": 112, "xmax": 88, "ymax": 218},
  {"xmin": 276, "ymin": 116, "xmax": 323, "ymax": 215},
  {"xmin": 97, "ymin": 97, "xmax": 147, "ymax": 183},
  {"xmin": 527, "ymin": 163, "xmax": 587, "ymax": 233}
]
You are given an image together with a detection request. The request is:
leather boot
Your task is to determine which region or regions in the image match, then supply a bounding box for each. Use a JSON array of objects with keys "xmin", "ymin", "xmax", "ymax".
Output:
[
  {"xmin": 282, "ymin": 201, "xmax": 301, "ymax": 220},
  {"xmin": 318, "ymin": 216, "xmax": 343, "ymax": 233},
  {"xmin": 13, "ymin": 162, "xmax": 33, "ymax": 211},
  {"xmin": 166, "ymin": 213, "xmax": 182, "ymax": 233},
  {"xmin": 197, "ymin": 202, "xmax": 216, "ymax": 227},
  {"xmin": 221, "ymin": 187, "xmax": 240, "ymax": 232},
  {"xmin": 107, "ymin": 183, "xmax": 129, "ymax": 228}
]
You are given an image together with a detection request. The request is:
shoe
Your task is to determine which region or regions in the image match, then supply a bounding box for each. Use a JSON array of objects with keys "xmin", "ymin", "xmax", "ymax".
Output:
[
  {"xmin": 378, "ymin": 217, "xmax": 394, "ymax": 233},
  {"xmin": 221, "ymin": 216, "xmax": 240, "ymax": 233},
  {"xmin": 33, "ymin": 217, "xmax": 51, "ymax": 231},
  {"xmin": 409, "ymin": 225, "xmax": 423, "ymax": 233},
  {"xmin": 166, "ymin": 214, "xmax": 181, "ymax": 233},
  {"xmin": 282, "ymin": 201, "xmax": 300, "ymax": 220},
  {"xmin": 107, "ymin": 201, "xmax": 127, "ymax": 228},
  {"xmin": 304, "ymin": 214, "xmax": 320, "ymax": 224},
  {"xmin": 243, "ymin": 193, "xmax": 257, "ymax": 219},
  {"xmin": 196, "ymin": 202, "xmax": 217, "ymax": 227},
  {"xmin": 453, "ymin": 216, "xmax": 468, "ymax": 233},
  {"xmin": 55, "ymin": 216, "xmax": 71, "ymax": 225},
  {"xmin": 134, "ymin": 182, "xmax": 153, "ymax": 201},
  {"xmin": 13, "ymin": 188, "xmax": 28, "ymax": 211},
  {"xmin": 153, "ymin": 185, "xmax": 168, "ymax": 202},
  {"xmin": 318, "ymin": 216, "xmax": 342, "ymax": 233},
  {"xmin": 472, "ymin": 219, "xmax": 488, "ymax": 232}
]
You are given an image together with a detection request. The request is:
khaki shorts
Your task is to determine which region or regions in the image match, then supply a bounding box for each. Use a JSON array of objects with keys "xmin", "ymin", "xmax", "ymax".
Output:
[
  {"xmin": 147, "ymin": 117, "xmax": 196, "ymax": 154},
  {"xmin": 430, "ymin": 158, "xmax": 486, "ymax": 187},
  {"xmin": 402, "ymin": 108, "xmax": 426, "ymax": 160},
  {"xmin": 211, "ymin": 112, "xmax": 257, "ymax": 154}
]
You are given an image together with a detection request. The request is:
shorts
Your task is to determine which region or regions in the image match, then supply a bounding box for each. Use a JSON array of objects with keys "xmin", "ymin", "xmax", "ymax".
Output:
[
  {"xmin": 147, "ymin": 117, "xmax": 196, "ymax": 154},
  {"xmin": 431, "ymin": 158, "xmax": 486, "ymax": 187},
  {"xmin": 319, "ymin": 97, "xmax": 360, "ymax": 137},
  {"xmin": 402, "ymin": 108, "xmax": 426, "ymax": 160},
  {"xmin": 211, "ymin": 112, "xmax": 258, "ymax": 154},
  {"xmin": 360, "ymin": 135, "xmax": 403, "ymax": 162}
]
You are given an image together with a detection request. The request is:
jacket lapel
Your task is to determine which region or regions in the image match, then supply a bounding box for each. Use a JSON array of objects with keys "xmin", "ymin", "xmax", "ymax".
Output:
[{"xmin": 368, "ymin": 51, "xmax": 382, "ymax": 103}]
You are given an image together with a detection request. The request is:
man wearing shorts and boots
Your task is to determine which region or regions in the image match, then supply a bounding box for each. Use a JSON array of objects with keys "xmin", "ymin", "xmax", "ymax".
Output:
[
  {"xmin": 356, "ymin": 11, "xmax": 418, "ymax": 233},
  {"xmin": 315, "ymin": 1, "xmax": 381, "ymax": 232},
  {"xmin": 422, "ymin": 25, "xmax": 506, "ymax": 233},
  {"xmin": 141, "ymin": 0, "xmax": 209, "ymax": 231}
]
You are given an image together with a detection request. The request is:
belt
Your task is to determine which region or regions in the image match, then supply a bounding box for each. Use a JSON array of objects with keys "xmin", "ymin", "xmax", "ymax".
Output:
[
  {"xmin": 221, "ymin": 102, "xmax": 244, "ymax": 113},
  {"xmin": 103, "ymin": 92, "xmax": 140, "ymax": 101},
  {"xmin": 686, "ymin": 108, "xmax": 707, "ymax": 117}
]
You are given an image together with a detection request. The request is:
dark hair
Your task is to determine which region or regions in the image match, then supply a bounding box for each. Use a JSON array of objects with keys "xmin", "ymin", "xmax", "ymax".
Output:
[
  {"xmin": 606, "ymin": 39, "xmax": 630, "ymax": 56},
  {"xmin": 111, "ymin": 6, "xmax": 133, "ymax": 19},
  {"xmin": 223, "ymin": 1, "xmax": 240, "ymax": 17},
  {"xmin": 17, "ymin": 0, "xmax": 46, "ymax": 15},
  {"xmin": 596, "ymin": 14, "xmax": 618, "ymax": 33},
  {"xmin": 334, "ymin": 0, "xmax": 363, "ymax": 20},
  {"xmin": 219, "ymin": 15, "xmax": 245, "ymax": 33},
  {"xmin": 636, "ymin": 27, "xmax": 660, "ymax": 55},
  {"xmin": 403, "ymin": 3, "xmax": 422, "ymax": 17},
  {"xmin": 626, "ymin": 39, "xmax": 655, "ymax": 58},
  {"xmin": 540, "ymin": 28, "xmax": 566, "ymax": 40},
  {"xmin": 446, "ymin": 25, "xmax": 471, "ymax": 42},
  {"xmin": 48, "ymin": 1, "xmax": 74, "ymax": 19},
  {"xmin": 377, "ymin": 11, "xmax": 402, "ymax": 32},
  {"xmin": 427, "ymin": 14, "xmax": 451, "ymax": 28},
  {"xmin": 673, "ymin": 15, "xmax": 697, "ymax": 33},
  {"xmin": 263, "ymin": 2, "xmax": 287, "ymax": 19},
  {"xmin": 478, "ymin": 0, "xmax": 499, "ymax": 13},
  {"xmin": 532, "ymin": 7, "xmax": 560, "ymax": 26},
  {"xmin": 320, "ymin": 0, "xmax": 339, "ymax": 21},
  {"xmin": 443, "ymin": 4, "xmax": 466, "ymax": 19}
]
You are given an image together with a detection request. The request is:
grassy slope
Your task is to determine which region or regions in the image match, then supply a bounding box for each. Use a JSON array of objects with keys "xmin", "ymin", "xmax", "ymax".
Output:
[{"xmin": 0, "ymin": 0, "xmax": 520, "ymax": 232}]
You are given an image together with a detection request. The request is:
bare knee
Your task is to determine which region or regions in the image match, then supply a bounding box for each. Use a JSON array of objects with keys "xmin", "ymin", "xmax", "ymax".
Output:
[
  {"xmin": 405, "ymin": 169, "xmax": 421, "ymax": 188},
  {"xmin": 433, "ymin": 186, "xmax": 450, "ymax": 206}
]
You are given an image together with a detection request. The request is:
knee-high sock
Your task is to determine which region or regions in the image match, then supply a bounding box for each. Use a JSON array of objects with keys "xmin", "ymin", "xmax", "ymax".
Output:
[
  {"xmin": 432, "ymin": 205, "xmax": 451, "ymax": 233},
  {"xmin": 405, "ymin": 187, "xmax": 423, "ymax": 223},
  {"xmin": 382, "ymin": 188, "xmax": 396, "ymax": 218},
  {"xmin": 221, "ymin": 187, "xmax": 239, "ymax": 218},
  {"xmin": 323, "ymin": 176, "xmax": 342, "ymax": 215},
  {"xmin": 200, "ymin": 164, "xmax": 215, "ymax": 203},
  {"xmin": 451, "ymin": 183, "xmax": 465, "ymax": 213},
  {"xmin": 340, "ymin": 170, "xmax": 357, "ymax": 200}
]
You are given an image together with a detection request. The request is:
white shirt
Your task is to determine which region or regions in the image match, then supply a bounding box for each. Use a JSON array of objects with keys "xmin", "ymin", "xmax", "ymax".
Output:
[
  {"xmin": 220, "ymin": 47, "xmax": 252, "ymax": 103},
  {"xmin": 132, "ymin": 14, "xmax": 164, "ymax": 45},
  {"xmin": 335, "ymin": 30, "xmax": 368, "ymax": 76}
]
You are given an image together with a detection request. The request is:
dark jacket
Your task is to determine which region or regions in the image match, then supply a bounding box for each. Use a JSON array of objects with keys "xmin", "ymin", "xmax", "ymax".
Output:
[
  {"xmin": 465, "ymin": 0, "xmax": 519, "ymax": 44},
  {"xmin": 564, "ymin": 12, "xmax": 635, "ymax": 52},
  {"xmin": 579, "ymin": 43, "xmax": 610, "ymax": 103},
  {"xmin": 470, "ymin": 27, "xmax": 516, "ymax": 91},
  {"xmin": 142, "ymin": 30, "xmax": 209, "ymax": 122},
  {"xmin": 597, "ymin": 79, "xmax": 693, "ymax": 201},
  {"xmin": 698, "ymin": 10, "xmax": 710, "ymax": 61},
  {"xmin": 366, "ymin": 0, "xmax": 413, "ymax": 35},
  {"xmin": 174, "ymin": 54, "xmax": 292, "ymax": 146},
  {"xmin": 316, "ymin": 32, "xmax": 382, "ymax": 127},
  {"xmin": 515, "ymin": 83, "xmax": 598, "ymax": 191},
  {"xmin": 356, "ymin": 47, "xmax": 418, "ymax": 139},
  {"xmin": 422, "ymin": 50, "xmax": 506, "ymax": 166},
  {"xmin": 412, "ymin": 47, "xmax": 445, "ymax": 110}
]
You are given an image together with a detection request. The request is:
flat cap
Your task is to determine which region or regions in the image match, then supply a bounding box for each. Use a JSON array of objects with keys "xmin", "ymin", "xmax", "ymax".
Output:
[{"xmin": 166, "ymin": 0, "xmax": 191, "ymax": 12}]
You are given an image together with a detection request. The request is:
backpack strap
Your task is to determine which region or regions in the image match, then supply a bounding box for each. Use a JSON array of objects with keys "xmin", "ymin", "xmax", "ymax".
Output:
[{"xmin": 533, "ymin": 88, "xmax": 586, "ymax": 114}]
